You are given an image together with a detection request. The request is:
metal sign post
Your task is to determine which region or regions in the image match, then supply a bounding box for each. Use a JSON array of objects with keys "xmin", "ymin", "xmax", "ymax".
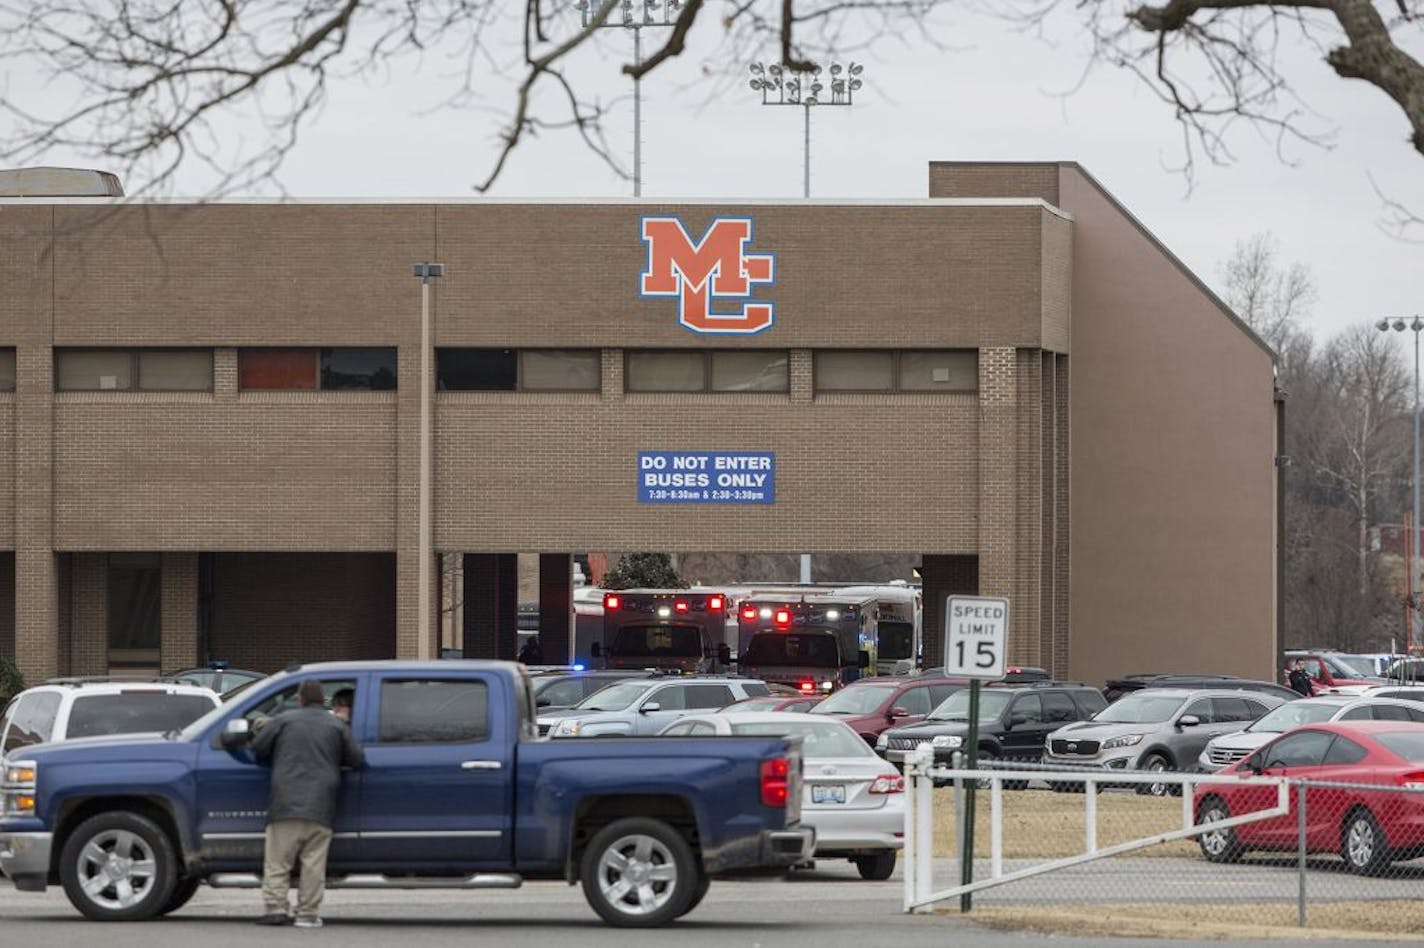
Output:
[{"xmin": 943, "ymin": 595, "xmax": 1009, "ymax": 913}]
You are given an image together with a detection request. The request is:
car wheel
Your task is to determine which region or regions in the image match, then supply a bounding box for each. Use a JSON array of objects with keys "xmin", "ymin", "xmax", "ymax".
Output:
[
  {"xmin": 853, "ymin": 851, "xmax": 897, "ymax": 881},
  {"xmin": 1136, "ymin": 753, "xmax": 1172, "ymax": 797},
  {"xmin": 1341, "ymin": 808, "xmax": 1390, "ymax": 876},
  {"xmin": 1195, "ymin": 797, "xmax": 1242, "ymax": 864},
  {"xmin": 676, "ymin": 872, "xmax": 711, "ymax": 917},
  {"xmin": 580, "ymin": 817, "xmax": 697, "ymax": 927},
  {"xmin": 59, "ymin": 811, "xmax": 179, "ymax": 921},
  {"xmin": 158, "ymin": 875, "xmax": 202, "ymax": 916}
]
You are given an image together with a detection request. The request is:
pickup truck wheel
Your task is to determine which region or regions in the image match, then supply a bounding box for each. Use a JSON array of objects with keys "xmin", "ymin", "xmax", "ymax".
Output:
[
  {"xmin": 853, "ymin": 851, "xmax": 897, "ymax": 881},
  {"xmin": 581, "ymin": 818, "xmax": 696, "ymax": 927},
  {"xmin": 59, "ymin": 811, "xmax": 178, "ymax": 921},
  {"xmin": 676, "ymin": 872, "xmax": 711, "ymax": 918}
]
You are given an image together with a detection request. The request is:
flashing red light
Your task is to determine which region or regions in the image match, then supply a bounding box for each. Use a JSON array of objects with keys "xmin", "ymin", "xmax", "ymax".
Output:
[
  {"xmin": 760, "ymin": 757, "xmax": 791, "ymax": 808},
  {"xmin": 708, "ymin": 595, "xmax": 724, "ymax": 611},
  {"xmin": 674, "ymin": 600, "xmax": 690, "ymax": 613},
  {"xmin": 603, "ymin": 594, "xmax": 620, "ymax": 610},
  {"xmin": 798, "ymin": 681, "xmax": 816, "ymax": 693},
  {"xmin": 741, "ymin": 607, "xmax": 758, "ymax": 621},
  {"xmin": 774, "ymin": 609, "xmax": 791, "ymax": 626}
]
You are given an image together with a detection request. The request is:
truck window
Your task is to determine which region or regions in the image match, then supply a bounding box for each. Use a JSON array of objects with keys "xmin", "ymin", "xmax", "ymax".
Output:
[
  {"xmin": 3, "ymin": 692, "xmax": 61, "ymax": 753},
  {"xmin": 379, "ymin": 680, "xmax": 489, "ymax": 744},
  {"xmin": 611, "ymin": 625, "xmax": 702, "ymax": 658},
  {"xmin": 1041, "ymin": 691, "xmax": 1077, "ymax": 723},
  {"xmin": 245, "ymin": 679, "xmax": 357, "ymax": 725}
]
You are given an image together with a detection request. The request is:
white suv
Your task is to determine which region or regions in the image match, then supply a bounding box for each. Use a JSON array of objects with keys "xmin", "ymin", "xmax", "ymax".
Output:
[{"xmin": 0, "ymin": 681, "xmax": 220, "ymax": 762}]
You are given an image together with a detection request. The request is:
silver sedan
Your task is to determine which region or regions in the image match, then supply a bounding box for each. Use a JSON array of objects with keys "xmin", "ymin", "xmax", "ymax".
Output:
[{"xmin": 659, "ymin": 711, "xmax": 905, "ymax": 880}]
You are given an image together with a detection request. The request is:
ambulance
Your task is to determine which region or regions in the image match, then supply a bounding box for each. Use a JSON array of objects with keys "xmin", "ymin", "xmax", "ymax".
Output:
[
  {"xmin": 834, "ymin": 583, "xmax": 922, "ymax": 674},
  {"xmin": 735, "ymin": 592, "xmax": 878, "ymax": 694},
  {"xmin": 595, "ymin": 589, "xmax": 733, "ymax": 673}
]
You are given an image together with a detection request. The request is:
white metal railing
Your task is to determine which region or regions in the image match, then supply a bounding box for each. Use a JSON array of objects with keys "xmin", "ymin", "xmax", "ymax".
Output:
[{"xmin": 901, "ymin": 744, "xmax": 1293, "ymax": 913}]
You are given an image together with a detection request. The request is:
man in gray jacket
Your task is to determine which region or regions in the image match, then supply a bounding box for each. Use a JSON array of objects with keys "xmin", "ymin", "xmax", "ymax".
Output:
[{"xmin": 252, "ymin": 679, "xmax": 364, "ymax": 928}]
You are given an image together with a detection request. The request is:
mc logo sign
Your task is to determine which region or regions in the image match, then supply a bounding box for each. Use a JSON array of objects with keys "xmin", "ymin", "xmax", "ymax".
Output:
[{"xmin": 640, "ymin": 216, "xmax": 776, "ymax": 335}]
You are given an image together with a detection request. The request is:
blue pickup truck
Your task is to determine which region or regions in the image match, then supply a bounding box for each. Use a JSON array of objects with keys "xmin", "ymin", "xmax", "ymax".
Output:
[{"xmin": 0, "ymin": 660, "xmax": 813, "ymax": 926}]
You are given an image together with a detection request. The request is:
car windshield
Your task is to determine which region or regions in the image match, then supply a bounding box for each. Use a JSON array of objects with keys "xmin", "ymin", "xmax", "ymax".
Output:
[
  {"xmin": 610, "ymin": 625, "xmax": 702, "ymax": 658},
  {"xmin": 810, "ymin": 684, "xmax": 894, "ymax": 715},
  {"xmin": 1333, "ymin": 655, "xmax": 1380, "ymax": 678},
  {"xmin": 1246, "ymin": 701, "xmax": 1342, "ymax": 733},
  {"xmin": 1375, "ymin": 731, "xmax": 1424, "ymax": 762},
  {"xmin": 1320, "ymin": 654, "xmax": 1369, "ymax": 678},
  {"xmin": 66, "ymin": 693, "xmax": 216, "ymax": 739},
  {"xmin": 571, "ymin": 681, "xmax": 655, "ymax": 712},
  {"xmin": 926, "ymin": 689, "xmax": 1012, "ymax": 722},
  {"xmin": 743, "ymin": 632, "xmax": 840, "ymax": 668},
  {"xmin": 730, "ymin": 721, "xmax": 875, "ymax": 759},
  {"xmin": 1092, "ymin": 693, "xmax": 1184, "ymax": 724}
]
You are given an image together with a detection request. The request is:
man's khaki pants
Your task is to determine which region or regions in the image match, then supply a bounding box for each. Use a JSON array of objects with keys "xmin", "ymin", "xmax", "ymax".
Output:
[{"xmin": 261, "ymin": 819, "xmax": 334, "ymax": 918}]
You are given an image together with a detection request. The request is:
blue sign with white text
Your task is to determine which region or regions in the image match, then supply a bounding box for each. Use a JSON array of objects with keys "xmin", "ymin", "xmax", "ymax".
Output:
[{"xmin": 638, "ymin": 451, "xmax": 776, "ymax": 504}]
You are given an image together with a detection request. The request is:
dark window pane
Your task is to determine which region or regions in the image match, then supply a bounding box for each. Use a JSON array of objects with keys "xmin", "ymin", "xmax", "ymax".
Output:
[
  {"xmin": 66, "ymin": 694, "xmax": 215, "ymax": 738},
  {"xmin": 627, "ymin": 351, "xmax": 704, "ymax": 392},
  {"xmin": 710, "ymin": 351, "xmax": 788, "ymax": 392},
  {"xmin": 1262, "ymin": 729, "xmax": 1334, "ymax": 769},
  {"xmin": 56, "ymin": 350, "xmax": 134, "ymax": 390},
  {"xmin": 609, "ymin": 625, "xmax": 702, "ymax": 658},
  {"xmin": 815, "ymin": 351, "xmax": 893, "ymax": 391},
  {"xmin": 1212, "ymin": 697, "xmax": 1253, "ymax": 722},
  {"xmin": 0, "ymin": 348, "xmax": 15, "ymax": 391},
  {"xmin": 320, "ymin": 347, "xmax": 397, "ymax": 390},
  {"xmin": 378, "ymin": 679, "xmax": 488, "ymax": 743},
  {"xmin": 1011, "ymin": 694, "xmax": 1044, "ymax": 723},
  {"xmin": 647, "ymin": 686, "xmax": 685, "ymax": 711},
  {"xmin": 898, "ymin": 687, "xmax": 931, "ymax": 716},
  {"xmin": 743, "ymin": 632, "xmax": 839, "ymax": 667},
  {"xmin": 878, "ymin": 621, "xmax": 915, "ymax": 660},
  {"xmin": 520, "ymin": 350, "xmax": 600, "ymax": 391},
  {"xmin": 108, "ymin": 560, "xmax": 161, "ymax": 654},
  {"xmin": 1322, "ymin": 736, "xmax": 1369, "ymax": 765},
  {"xmin": 898, "ymin": 350, "xmax": 978, "ymax": 391},
  {"xmin": 1042, "ymin": 692, "xmax": 1077, "ymax": 722},
  {"xmin": 742, "ymin": 682, "xmax": 771, "ymax": 697},
  {"xmin": 685, "ymin": 685, "xmax": 734, "ymax": 709},
  {"xmin": 437, "ymin": 348, "xmax": 516, "ymax": 391},
  {"xmin": 239, "ymin": 348, "xmax": 317, "ymax": 390}
]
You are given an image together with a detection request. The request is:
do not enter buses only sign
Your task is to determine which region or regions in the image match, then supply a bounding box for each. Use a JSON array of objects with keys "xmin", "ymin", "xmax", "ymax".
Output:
[{"xmin": 944, "ymin": 595, "xmax": 1009, "ymax": 680}]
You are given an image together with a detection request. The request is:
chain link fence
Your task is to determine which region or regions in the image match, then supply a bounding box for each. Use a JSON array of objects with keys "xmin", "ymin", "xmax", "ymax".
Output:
[{"xmin": 905, "ymin": 757, "xmax": 1424, "ymax": 937}]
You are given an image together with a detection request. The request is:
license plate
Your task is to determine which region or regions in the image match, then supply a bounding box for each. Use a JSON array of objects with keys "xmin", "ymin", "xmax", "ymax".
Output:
[{"xmin": 812, "ymin": 784, "xmax": 846, "ymax": 804}]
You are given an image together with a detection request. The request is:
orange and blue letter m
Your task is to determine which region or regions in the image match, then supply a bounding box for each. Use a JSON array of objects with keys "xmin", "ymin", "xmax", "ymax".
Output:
[{"xmin": 640, "ymin": 216, "xmax": 775, "ymax": 335}]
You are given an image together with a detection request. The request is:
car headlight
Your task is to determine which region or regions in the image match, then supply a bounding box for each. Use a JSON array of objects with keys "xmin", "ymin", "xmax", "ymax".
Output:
[
  {"xmin": 1101, "ymin": 734, "xmax": 1144, "ymax": 750},
  {"xmin": 820, "ymin": 681, "xmax": 834, "ymax": 691},
  {"xmin": 553, "ymin": 719, "xmax": 582, "ymax": 737},
  {"xmin": 932, "ymin": 735, "xmax": 963, "ymax": 748},
  {"xmin": 2, "ymin": 760, "xmax": 37, "ymax": 816},
  {"xmin": 4, "ymin": 764, "xmax": 36, "ymax": 785},
  {"xmin": 876, "ymin": 733, "xmax": 889, "ymax": 749}
]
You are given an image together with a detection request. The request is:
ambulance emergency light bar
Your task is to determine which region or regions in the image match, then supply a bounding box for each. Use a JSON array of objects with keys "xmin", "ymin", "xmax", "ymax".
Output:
[
  {"xmin": 740, "ymin": 600, "xmax": 854, "ymax": 627},
  {"xmin": 604, "ymin": 592, "xmax": 725, "ymax": 615}
]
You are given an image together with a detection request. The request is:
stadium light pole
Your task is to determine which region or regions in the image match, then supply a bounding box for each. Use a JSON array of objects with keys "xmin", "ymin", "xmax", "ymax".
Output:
[
  {"xmin": 749, "ymin": 61, "xmax": 865, "ymax": 198},
  {"xmin": 414, "ymin": 262, "xmax": 445, "ymax": 659},
  {"xmin": 577, "ymin": 0, "xmax": 681, "ymax": 197},
  {"xmin": 1378, "ymin": 316, "xmax": 1424, "ymax": 657}
]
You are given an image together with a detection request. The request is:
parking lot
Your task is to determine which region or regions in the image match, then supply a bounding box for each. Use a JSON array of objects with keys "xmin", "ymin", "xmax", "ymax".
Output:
[{"xmin": 2, "ymin": 863, "xmax": 1416, "ymax": 948}]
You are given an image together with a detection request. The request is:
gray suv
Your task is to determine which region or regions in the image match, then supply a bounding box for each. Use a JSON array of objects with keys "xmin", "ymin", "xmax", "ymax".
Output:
[
  {"xmin": 1042, "ymin": 688, "xmax": 1286, "ymax": 795},
  {"xmin": 536, "ymin": 675, "xmax": 770, "ymax": 737}
]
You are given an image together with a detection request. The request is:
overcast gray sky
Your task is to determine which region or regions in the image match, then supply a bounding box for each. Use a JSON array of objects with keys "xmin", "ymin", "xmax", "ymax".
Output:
[{"xmin": 15, "ymin": 4, "xmax": 1422, "ymax": 344}]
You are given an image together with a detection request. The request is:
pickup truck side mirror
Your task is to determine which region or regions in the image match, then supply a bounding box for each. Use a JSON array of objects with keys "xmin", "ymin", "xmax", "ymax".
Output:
[
  {"xmin": 639, "ymin": 702, "xmax": 662, "ymax": 714},
  {"xmin": 590, "ymin": 643, "xmax": 602, "ymax": 659},
  {"xmin": 220, "ymin": 717, "xmax": 252, "ymax": 750},
  {"xmin": 1177, "ymin": 714, "xmax": 1201, "ymax": 729}
]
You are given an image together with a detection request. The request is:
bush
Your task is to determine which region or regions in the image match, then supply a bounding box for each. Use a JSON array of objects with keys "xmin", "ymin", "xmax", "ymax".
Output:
[
  {"xmin": 0, "ymin": 657, "xmax": 24, "ymax": 704},
  {"xmin": 602, "ymin": 553, "xmax": 686, "ymax": 590}
]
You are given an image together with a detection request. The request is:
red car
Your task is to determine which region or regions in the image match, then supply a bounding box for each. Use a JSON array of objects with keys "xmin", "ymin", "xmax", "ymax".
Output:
[
  {"xmin": 720, "ymin": 695, "xmax": 824, "ymax": 713},
  {"xmin": 1194, "ymin": 721, "xmax": 1424, "ymax": 875},
  {"xmin": 808, "ymin": 676, "xmax": 968, "ymax": 744}
]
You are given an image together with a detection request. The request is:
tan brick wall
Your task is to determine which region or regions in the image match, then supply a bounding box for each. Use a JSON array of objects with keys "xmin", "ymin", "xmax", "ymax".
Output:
[
  {"xmin": 1053, "ymin": 354, "xmax": 1070, "ymax": 677},
  {"xmin": 0, "ymin": 397, "xmax": 13, "ymax": 548},
  {"xmin": 928, "ymin": 162, "xmax": 1060, "ymax": 205},
  {"xmin": 1014, "ymin": 349, "xmax": 1043, "ymax": 667},
  {"xmin": 0, "ymin": 552, "xmax": 14, "ymax": 661},
  {"xmin": 209, "ymin": 553, "xmax": 396, "ymax": 673},
  {"xmin": 69, "ymin": 553, "xmax": 107, "ymax": 677},
  {"xmin": 160, "ymin": 552, "xmax": 198, "ymax": 672}
]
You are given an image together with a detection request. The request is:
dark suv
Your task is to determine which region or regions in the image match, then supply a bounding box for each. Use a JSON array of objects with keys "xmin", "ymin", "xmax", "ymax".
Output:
[{"xmin": 876, "ymin": 681, "xmax": 1107, "ymax": 770}]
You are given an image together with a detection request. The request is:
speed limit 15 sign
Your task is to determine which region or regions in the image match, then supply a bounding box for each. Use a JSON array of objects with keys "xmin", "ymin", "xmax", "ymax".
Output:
[{"xmin": 944, "ymin": 596, "xmax": 1009, "ymax": 680}]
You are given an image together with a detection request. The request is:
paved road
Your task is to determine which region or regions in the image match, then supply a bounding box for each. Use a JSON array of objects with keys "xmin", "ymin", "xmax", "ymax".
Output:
[{"xmin": 0, "ymin": 859, "xmax": 1416, "ymax": 947}]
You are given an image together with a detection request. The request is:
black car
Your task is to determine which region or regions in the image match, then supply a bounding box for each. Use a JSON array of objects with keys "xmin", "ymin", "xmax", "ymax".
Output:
[
  {"xmin": 1103, "ymin": 674, "xmax": 1299, "ymax": 704},
  {"xmin": 531, "ymin": 669, "xmax": 658, "ymax": 714},
  {"xmin": 876, "ymin": 681, "xmax": 1107, "ymax": 781}
]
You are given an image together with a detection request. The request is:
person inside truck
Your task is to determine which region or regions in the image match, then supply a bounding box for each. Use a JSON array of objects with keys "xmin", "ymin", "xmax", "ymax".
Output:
[{"xmin": 331, "ymin": 688, "xmax": 354, "ymax": 725}]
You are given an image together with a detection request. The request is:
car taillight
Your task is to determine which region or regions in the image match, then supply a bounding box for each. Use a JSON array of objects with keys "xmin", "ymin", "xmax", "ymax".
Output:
[
  {"xmin": 708, "ymin": 596, "xmax": 724, "ymax": 611},
  {"xmin": 1399, "ymin": 770, "xmax": 1424, "ymax": 790},
  {"xmin": 869, "ymin": 774, "xmax": 906, "ymax": 795},
  {"xmin": 798, "ymin": 680, "xmax": 816, "ymax": 692},
  {"xmin": 604, "ymin": 594, "xmax": 620, "ymax": 610},
  {"xmin": 742, "ymin": 607, "xmax": 758, "ymax": 620},
  {"xmin": 674, "ymin": 601, "xmax": 689, "ymax": 613},
  {"xmin": 761, "ymin": 757, "xmax": 791, "ymax": 807},
  {"xmin": 775, "ymin": 610, "xmax": 791, "ymax": 626}
]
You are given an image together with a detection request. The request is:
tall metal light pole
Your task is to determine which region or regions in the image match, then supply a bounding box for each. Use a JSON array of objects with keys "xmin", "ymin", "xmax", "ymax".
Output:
[
  {"xmin": 414, "ymin": 261, "xmax": 445, "ymax": 659},
  {"xmin": 750, "ymin": 61, "xmax": 865, "ymax": 198},
  {"xmin": 577, "ymin": 0, "xmax": 681, "ymax": 196},
  {"xmin": 1377, "ymin": 316, "xmax": 1424, "ymax": 657}
]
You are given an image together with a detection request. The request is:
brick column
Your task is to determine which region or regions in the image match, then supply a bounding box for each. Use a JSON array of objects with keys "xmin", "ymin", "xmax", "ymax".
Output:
[
  {"xmin": 602, "ymin": 349, "xmax": 624, "ymax": 401},
  {"xmin": 921, "ymin": 555, "xmax": 979, "ymax": 668},
  {"xmin": 789, "ymin": 350, "xmax": 813, "ymax": 403},
  {"xmin": 1015, "ymin": 349, "xmax": 1043, "ymax": 667},
  {"xmin": 538, "ymin": 554, "xmax": 573, "ymax": 664},
  {"xmin": 69, "ymin": 553, "xmax": 107, "ymax": 677},
  {"xmin": 213, "ymin": 348, "xmax": 238, "ymax": 401},
  {"xmin": 1053, "ymin": 355, "xmax": 1070, "ymax": 677},
  {"xmin": 160, "ymin": 552, "xmax": 199, "ymax": 672},
  {"xmin": 15, "ymin": 344, "xmax": 58, "ymax": 682}
]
